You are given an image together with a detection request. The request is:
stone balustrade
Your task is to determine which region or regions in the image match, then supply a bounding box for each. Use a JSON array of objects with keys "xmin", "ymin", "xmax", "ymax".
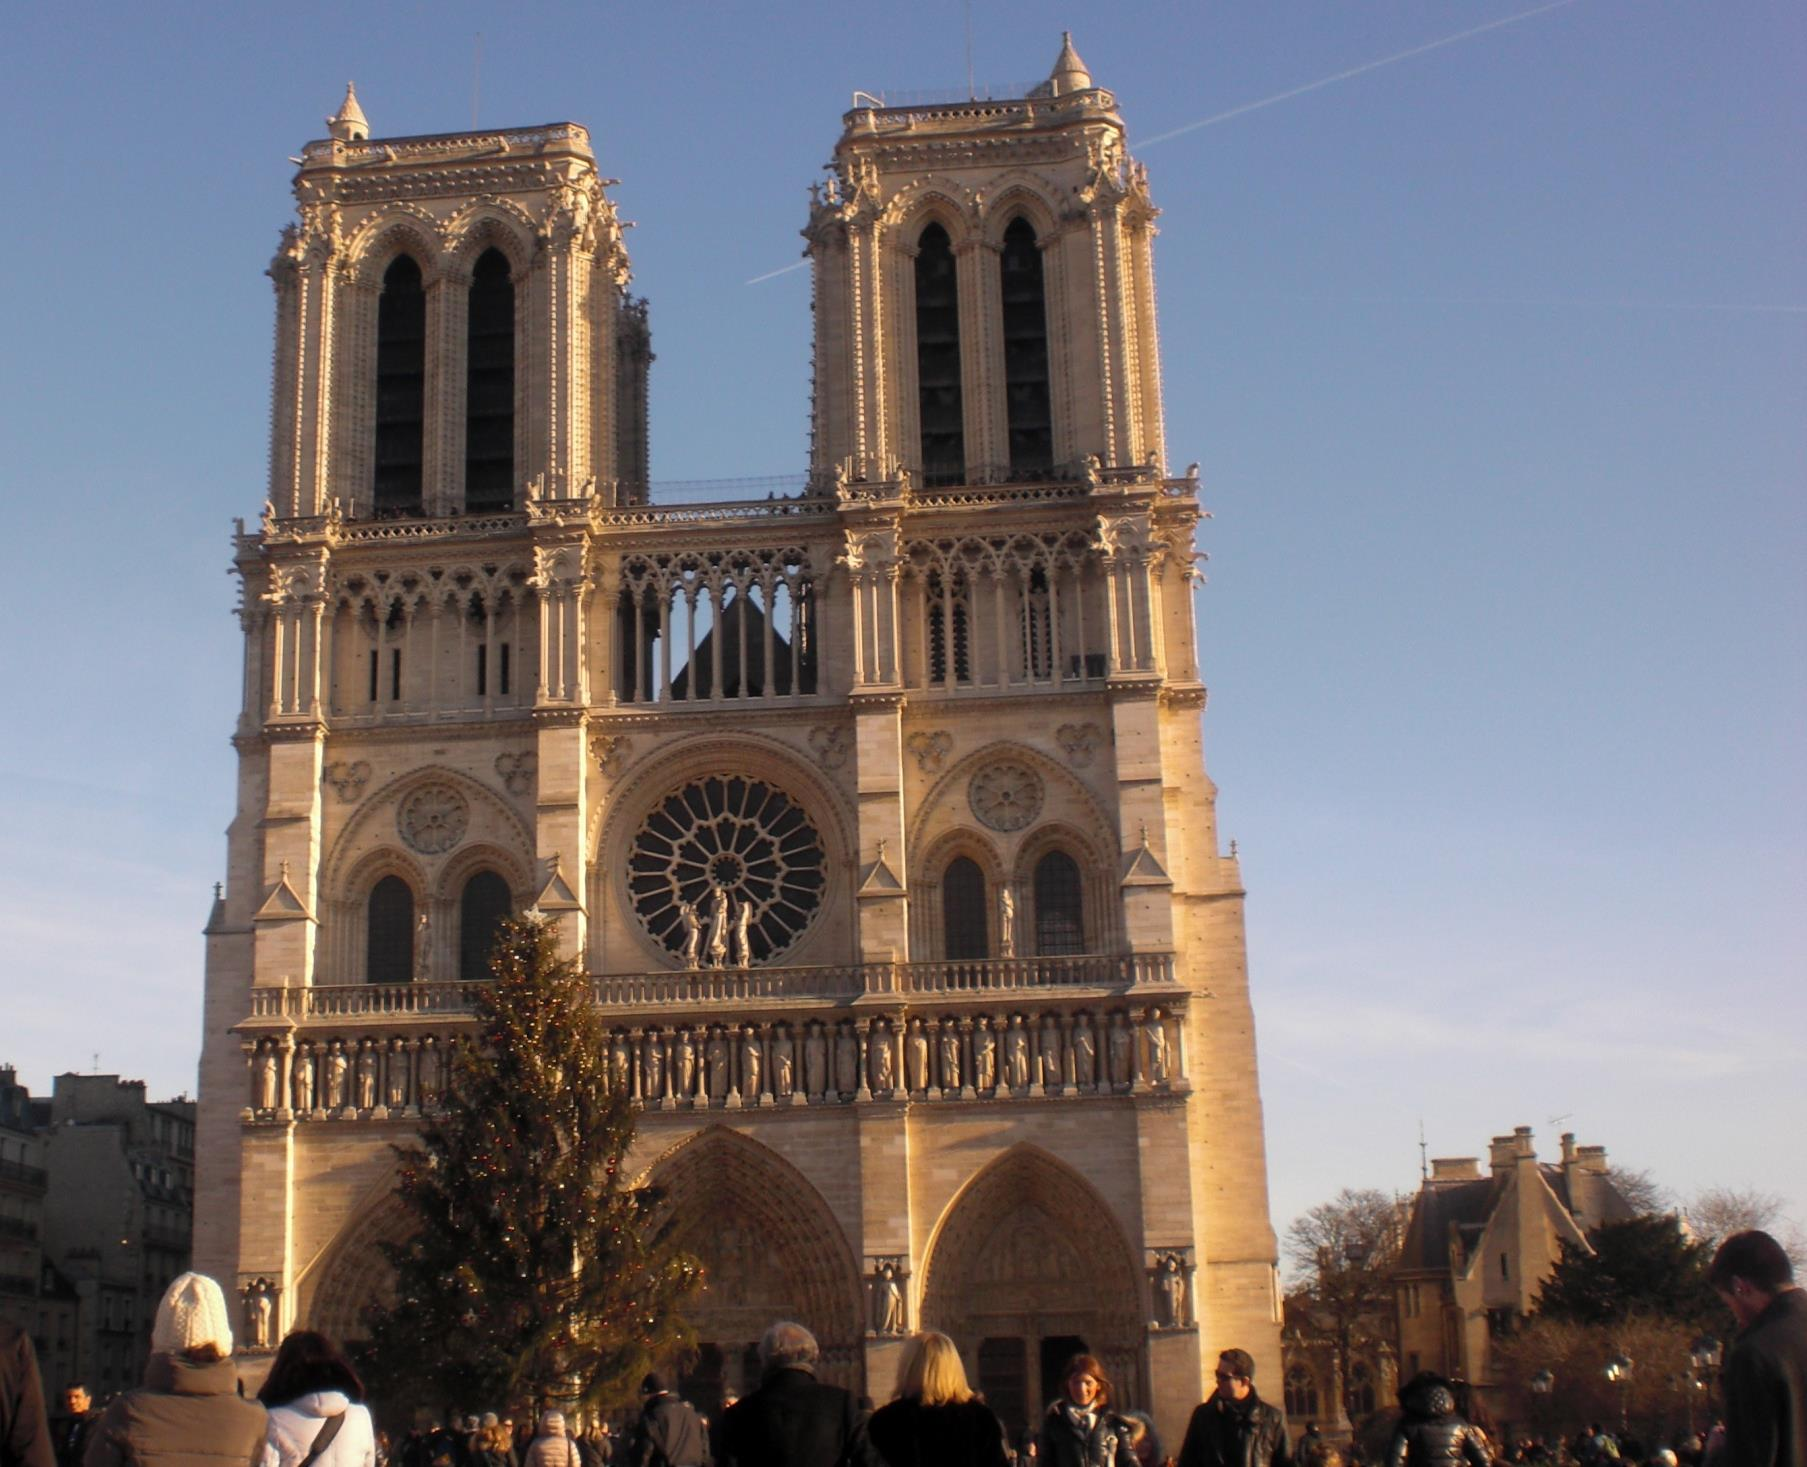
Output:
[
  {"xmin": 238, "ymin": 990, "xmax": 1191, "ymax": 1125},
  {"xmin": 245, "ymin": 952, "xmax": 1177, "ymax": 1022}
]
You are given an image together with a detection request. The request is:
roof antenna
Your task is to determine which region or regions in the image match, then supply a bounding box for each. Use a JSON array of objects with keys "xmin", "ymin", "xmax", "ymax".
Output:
[
  {"xmin": 964, "ymin": 0, "xmax": 975, "ymax": 100},
  {"xmin": 471, "ymin": 32, "xmax": 482, "ymax": 130},
  {"xmin": 1418, "ymin": 1117, "xmax": 1428, "ymax": 1181}
]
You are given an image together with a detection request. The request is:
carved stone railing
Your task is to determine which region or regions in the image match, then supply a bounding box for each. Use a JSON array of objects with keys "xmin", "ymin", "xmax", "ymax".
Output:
[
  {"xmin": 871, "ymin": 952, "xmax": 1174, "ymax": 995},
  {"xmin": 247, "ymin": 954, "xmax": 1176, "ymax": 1022}
]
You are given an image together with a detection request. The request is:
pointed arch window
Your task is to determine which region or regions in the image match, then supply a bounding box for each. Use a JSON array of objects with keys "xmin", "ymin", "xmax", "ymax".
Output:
[
  {"xmin": 915, "ymin": 223, "xmax": 965, "ymax": 486},
  {"xmin": 465, "ymin": 248, "xmax": 515, "ymax": 512},
  {"xmin": 366, "ymin": 875, "xmax": 414, "ymax": 984},
  {"xmin": 1284, "ymin": 1365, "xmax": 1320, "ymax": 1421},
  {"xmin": 458, "ymin": 870, "xmax": 513, "ymax": 982},
  {"xmin": 1000, "ymin": 217, "xmax": 1052, "ymax": 478},
  {"xmin": 373, "ymin": 255, "xmax": 426, "ymax": 515},
  {"xmin": 1347, "ymin": 1362, "xmax": 1377, "ymax": 1419},
  {"xmin": 942, "ymin": 856, "xmax": 988, "ymax": 960},
  {"xmin": 1032, "ymin": 850, "xmax": 1085, "ymax": 956},
  {"xmin": 926, "ymin": 569, "xmax": 972, "ymax": 685}
]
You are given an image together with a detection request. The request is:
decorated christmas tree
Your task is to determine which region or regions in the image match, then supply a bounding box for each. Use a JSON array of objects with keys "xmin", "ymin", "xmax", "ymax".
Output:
[{"xmin": 362, "ymin": 911, "xmax": 698, "ymax": 1416}]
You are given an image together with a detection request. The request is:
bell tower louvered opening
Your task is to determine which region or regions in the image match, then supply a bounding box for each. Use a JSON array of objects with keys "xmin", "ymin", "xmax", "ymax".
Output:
[
  {"xmin": 464, "ymin": 248, "xmax": 515, "ymax": 512},
  {"xmin": 915, "ymin": 223, "xmax": 965, "ymax": 487},
  {"xmin": 373, "ymin": 255, "xmax": 426, "ymax": 515}
]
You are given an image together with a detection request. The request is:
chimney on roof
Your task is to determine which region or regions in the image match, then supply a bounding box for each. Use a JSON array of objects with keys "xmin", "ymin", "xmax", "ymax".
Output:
[
  {"xmin": 1561, "ymin": 1131, "xmax": 1577, "ymax": 1164},
  {"xmin": 1431, "ymin": 1158, "xmax": 1480, "ymax": 1181}
]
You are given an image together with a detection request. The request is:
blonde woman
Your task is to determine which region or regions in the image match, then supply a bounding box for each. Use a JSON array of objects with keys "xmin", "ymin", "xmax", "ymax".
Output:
[{"xmin": 866, "ymin": 1330, "xmax": 1008, "ymax": 1467}]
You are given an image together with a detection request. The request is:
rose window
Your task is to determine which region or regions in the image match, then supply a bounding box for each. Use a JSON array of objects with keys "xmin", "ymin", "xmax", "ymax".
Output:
[
  {"xmin": 628, "ymin": 776, "xmax": 827, "ymax": 966},
  {"xmin": 969, "ymin": 760, "xmax": 1045, "ymax": 832},
  {"xmin": 397, "ymin": 784, "xmax": 469, "ymax": 854}
]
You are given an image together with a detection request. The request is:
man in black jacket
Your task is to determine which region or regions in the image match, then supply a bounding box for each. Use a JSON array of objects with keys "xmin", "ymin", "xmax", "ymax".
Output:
[
  {"xmin": 1709, "ymin": 1230, "xmax": 1806, "ymax": 1467},
  {"xmin": 716, "ymin": 1322, "xmax": 872, "ymax": 1467},
  {"xmin": 0, "ymin": 1321, "xmax": 53, "ymax": 1467},
  {"xmin": 1176, "ymin": 1349, "xmax": 1291, "ymax": 1467},
  {"xmin": 629, "ymin": 1374, "xmax": 709, "ymax": 1467},
  {"xmin": 50, "ymin": 1383, "xmax": 97, "ymax": 1467}
]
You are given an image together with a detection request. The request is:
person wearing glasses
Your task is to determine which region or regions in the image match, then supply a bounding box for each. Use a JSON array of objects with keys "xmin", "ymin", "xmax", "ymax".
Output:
[{"xmin": 1175, "ymin": 1350, "xmax": 1291, "ymax": 1467}]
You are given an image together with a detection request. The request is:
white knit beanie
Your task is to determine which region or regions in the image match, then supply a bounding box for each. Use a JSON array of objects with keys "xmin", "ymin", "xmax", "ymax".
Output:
[{"xmin": 151, "ymin": 1272, "xmax": 234, "ymax": 1356}]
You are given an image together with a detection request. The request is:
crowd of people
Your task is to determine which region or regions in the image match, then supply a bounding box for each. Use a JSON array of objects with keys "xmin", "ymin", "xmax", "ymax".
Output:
[{"xmin": 1, "ymin": 1230, "xmax": 1799, "ymax": 1467}]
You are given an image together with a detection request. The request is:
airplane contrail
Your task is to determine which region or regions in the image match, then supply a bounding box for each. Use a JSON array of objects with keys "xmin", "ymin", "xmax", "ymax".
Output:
[
  {"xmin": 747, "ymin": 259, "xmax": 809, "ymax": 285},
  {"xmin": 1138, "ymin": 0, "xmax": 1585, "ymax": 147}
]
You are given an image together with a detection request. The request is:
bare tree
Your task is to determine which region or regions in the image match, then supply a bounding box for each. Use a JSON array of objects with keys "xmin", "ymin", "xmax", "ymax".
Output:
[
  {"xmin": 1686, "ymin": 1186, "xmax": 1784, "ymax": 1244},
  {"xmin": 1285, "ymin": 1189, "xmax": 1403, "ymax": 1420},
  {"xmin": 1686, "ymin": 1186, "xmax": 1806, "ymax": 1259},
  {"xmin": 1609, "ymin": 1166, "xmax": 1669, "ymax": 1216}
]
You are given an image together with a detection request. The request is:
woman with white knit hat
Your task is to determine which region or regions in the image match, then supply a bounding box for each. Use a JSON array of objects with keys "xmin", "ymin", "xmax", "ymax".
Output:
[{"xmin": 83, "ymin": 1271, "xmax": 267, "ymax": 1466}]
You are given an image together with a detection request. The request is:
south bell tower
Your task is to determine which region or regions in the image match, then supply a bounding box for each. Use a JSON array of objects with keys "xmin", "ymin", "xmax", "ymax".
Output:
[{"xmin": 199, "ymin": 44, "xmax": 1281, "ymax": 1441}]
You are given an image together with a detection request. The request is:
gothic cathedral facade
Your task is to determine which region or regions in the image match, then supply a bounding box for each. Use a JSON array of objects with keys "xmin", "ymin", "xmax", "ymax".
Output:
[{"xmin": 197, "ymin": 40, "xmax": 1282, "ymax": 1438}]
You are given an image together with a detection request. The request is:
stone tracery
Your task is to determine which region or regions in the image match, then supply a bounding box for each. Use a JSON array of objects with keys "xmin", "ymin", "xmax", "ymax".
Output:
[{"xmin": 627, "ymin": 775, "xmax": 827, "ymax": 967}]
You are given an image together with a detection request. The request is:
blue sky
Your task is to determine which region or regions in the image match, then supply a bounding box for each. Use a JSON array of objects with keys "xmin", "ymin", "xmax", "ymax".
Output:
[{"xmin": 1, "ymin": 1, "xmax": 1801, "ymax": 1245}]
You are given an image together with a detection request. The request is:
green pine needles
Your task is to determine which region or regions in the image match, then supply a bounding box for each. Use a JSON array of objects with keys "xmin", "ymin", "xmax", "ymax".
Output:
[{"xmin": 362, "ymin": 912, "xmax": 699, "ymax": 1417}]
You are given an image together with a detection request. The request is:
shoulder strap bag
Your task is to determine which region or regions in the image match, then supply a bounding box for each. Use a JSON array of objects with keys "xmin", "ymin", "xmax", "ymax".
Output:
[{"xmin": 300, "ymin": 1411, "xmax": 348, "ymax": 1466}]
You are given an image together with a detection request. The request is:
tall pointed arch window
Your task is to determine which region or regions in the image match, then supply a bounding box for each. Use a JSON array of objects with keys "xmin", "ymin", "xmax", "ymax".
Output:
[
  {"xmin": 1032, "ymin": 850, "xmax": 1085, "ymax": 955},
  {"xmin": 914, "ymin": 223, "xmax": 965, "ymax": 486},
  {"xmin": 366, "ymin": 876, "xmax": 414, "ymax": 984},
  {"xmin": 458, "ymin": 870, "xmax": 513, "ymax": 983},
  {"xmin": 942, "ymin": 856, "xmax": 988, "ymax": 960},
  {"xmin": 464, "ymin": 248, "xmax": 515, "ymax": 512},
  {"xmin": 374, "ymin": 255, "xmax": 426, "ymax": 514},
  {"xmin": 1284, "ymin": 1366, "xmax": 1320, "ymax": 1421},
  {"xmin": 1000, "ymin": 217, "xmax": 1052, "ymax": 478}
]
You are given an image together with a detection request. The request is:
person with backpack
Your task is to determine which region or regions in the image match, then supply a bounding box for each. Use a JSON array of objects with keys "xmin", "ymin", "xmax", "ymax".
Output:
[{"xmin": 257, "ymin": 1329, "xmax": 378, "ymax": 1466}]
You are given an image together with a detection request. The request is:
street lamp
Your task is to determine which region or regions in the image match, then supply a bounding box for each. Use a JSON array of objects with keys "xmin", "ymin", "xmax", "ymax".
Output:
[
  {"xmin": 1529, "ymin": 1369, "xmax": 1555, "ymax": 1446},
  {"xmin": 1605, "ymin": 1354, "xmax": 1634, "ymax": 1439},
  {"xmin": 1689, "ymin": 1338, "xmax": 1722, "ymax": 1436}
]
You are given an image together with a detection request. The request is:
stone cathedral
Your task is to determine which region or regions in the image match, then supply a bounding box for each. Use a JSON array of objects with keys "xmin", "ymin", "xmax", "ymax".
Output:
[{"xmin": 196, "ymin": 39, "xmax": 1283, "ymax": 1438}]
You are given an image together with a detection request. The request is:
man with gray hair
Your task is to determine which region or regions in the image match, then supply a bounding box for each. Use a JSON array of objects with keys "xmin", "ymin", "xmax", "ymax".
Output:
[{"xmin": 716, "ymin": 1321, "xmax": 873, "ymax": 1467}]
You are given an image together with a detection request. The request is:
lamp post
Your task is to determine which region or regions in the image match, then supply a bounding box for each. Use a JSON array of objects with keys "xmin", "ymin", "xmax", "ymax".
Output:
[
  {"xmin": 1689, "ymin": 1337, "xmax": 1722, "ymax": 1437},
  {"xmin": 1529, "ymin": 1368, "xmax": 1555, "ymax": 1447},
  {"xmin": 1605, "ymin": 1354, "xmax": 1634, "ymax": 1440}
]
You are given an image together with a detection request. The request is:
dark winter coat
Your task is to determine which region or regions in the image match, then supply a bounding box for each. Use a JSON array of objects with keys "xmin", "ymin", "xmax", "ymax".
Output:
[
  {"xmin": 1385, "ymin": 1377, "xmax": 1491, "ymax": 1467},
  {"xmin": 716, "ymin": 1368, "xmax": 870, "ymax": 1467},
  {"xmin": 83, "ymin": 1352, "xmax": 267, "ymax": 1467},
  {"xmin": 1, "ymin": 1320, "xmax": 54, "ymax": 1467},
  {"xmin": 1722, "ymin": 1288, "xmax": 1807, "ymax": 1467},
  {"xmin": 54, "ymin": 1413, "xmax": 99, "ymax": 1467},
  {"xmin": 1176, "ymin": 1390, "xmax": 1291, "ymax": 1467},
  {"xmin": 1037, "ymin": 1400, "xmax": 1138, "ymax": 1467},
  {"xmin": 866, "ymin": 1397, "xmax": 1009, "ymax": 1467},
  {"xmin": 628, "ymin": 1394, "xmax": 709, "ymax": 1467}
]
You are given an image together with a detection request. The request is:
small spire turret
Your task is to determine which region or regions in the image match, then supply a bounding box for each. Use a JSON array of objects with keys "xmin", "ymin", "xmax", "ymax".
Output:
[
  {"xmin": 327, "ymin": 82, "xmax": 369, "ymax": 142},
  {"xmin": 1047, "ymin": 32, "xmax": 1093, "ymax": 95}
]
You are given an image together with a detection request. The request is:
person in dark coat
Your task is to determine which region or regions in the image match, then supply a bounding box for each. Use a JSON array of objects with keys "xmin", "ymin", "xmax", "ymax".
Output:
[
  {"xmin": 0, "ymin": 1319, "xmax": 53, "ymax": 1467},
  {"xmin": 1709, "ymin": 1230, "xmax": 1807, "ymax": 1467},
  {"xmin": 865, "ymin": 1331, "xmax": 1007, "ymax": 1467},
  {"xmin": 82, "ymin": 1271, "xmax": 268, "ymax": 1466},
  {"xmin": 1036, "ymin": 1353, "xmax": 1137, "ymax": 1467},
  {"xmin": 1385, "ymin": 1372, "xmax": 1491, "ymax": 1467},
  {"xmin": 1176, "ymin": 1349, "xmax": 1291, "ymax": 1467},
  {"xmin": 716, "ymin": 1321, "xmax": 871, "ymax": 1467},
  {"xmin": 626, "ymin": 1374, "xmax": 708, "ymax": 1467},
  {"xmin": 53, "ymin": 1385, "xmax": 98, "ymax": 1467}
]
